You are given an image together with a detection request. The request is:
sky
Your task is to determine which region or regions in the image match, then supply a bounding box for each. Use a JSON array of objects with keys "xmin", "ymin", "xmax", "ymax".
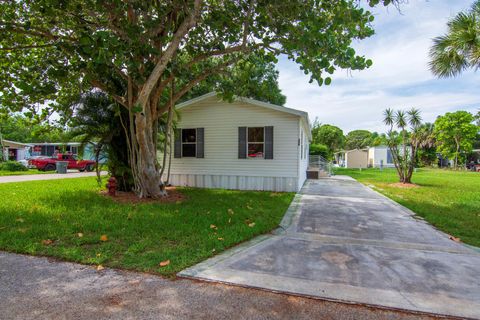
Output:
[{"xmin": 276, "ymin": 0, "xmax": 480, "ymax": 134}]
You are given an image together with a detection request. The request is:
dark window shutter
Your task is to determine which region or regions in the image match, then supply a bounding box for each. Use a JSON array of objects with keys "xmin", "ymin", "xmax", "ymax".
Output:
[
  {"xmin": 238, "ymin": 127, "xmax": 247, "ymax": 159},
  {"xmin": 264, "ymin": 126, "xmax": 274, "ymax": 159},
  {"xmin": 196, "ymin": 128, "xmax": 204, "ymax": 158},
  {"xmin": 174, "ymin": 128, "xmax": 182, "ymax": 158}
]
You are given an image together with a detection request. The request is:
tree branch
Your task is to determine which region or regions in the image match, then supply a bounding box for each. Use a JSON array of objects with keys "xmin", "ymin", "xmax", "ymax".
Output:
[
  {"xmin": 136, "ymin": 0, "xmax": 202, "ymax": 109},
  {"xmin": 158, "ymin": 57, "xmax": 240, "ymax": 115},
  {"xmin": 0, "ymin": 43, "xmax": 57, "ymax": 51},
  {"xmin": 90, "ymin": 79, "xmax": 127, "ymax": 108}
]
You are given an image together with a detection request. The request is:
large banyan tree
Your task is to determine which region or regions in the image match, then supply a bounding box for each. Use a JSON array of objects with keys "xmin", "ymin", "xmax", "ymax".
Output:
[{"xmin": 0, "ymin": 0, "xmax": 398, "ymax": 197}]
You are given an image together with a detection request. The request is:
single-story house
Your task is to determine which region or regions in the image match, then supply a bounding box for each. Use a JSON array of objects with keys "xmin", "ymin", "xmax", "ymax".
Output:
[
  {"xmin": 30, "ymin": 142, "xmax": 81, "ymax": 157},
  {"xmin": 336, "ymin": 149, "xmax": 369, "ymax": 168},
  {"xmin": 167, "ymin": 92, "xmax": 311, "ymax": 192},
  {"xmin": 1, "ymin": 139, "xmax": 32, "ymax": 162},
  {"xmin": 368, "ymin": 145, "xmax": 396, "ymax": 168}
]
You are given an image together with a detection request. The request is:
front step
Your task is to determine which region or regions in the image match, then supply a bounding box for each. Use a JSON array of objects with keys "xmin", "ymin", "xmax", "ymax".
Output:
[{"xmin": 306, "ymin": 169, "xmax": 330, "ymax": 179}]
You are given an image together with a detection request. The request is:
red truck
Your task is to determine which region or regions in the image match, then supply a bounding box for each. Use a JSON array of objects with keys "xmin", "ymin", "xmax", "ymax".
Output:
[{"xmin": 29, "ymin": 153, "xmax": 96, "ymax": 172}]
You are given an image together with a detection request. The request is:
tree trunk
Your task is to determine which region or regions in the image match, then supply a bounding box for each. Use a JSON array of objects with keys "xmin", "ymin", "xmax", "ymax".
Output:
[
  {"xmin": 454, "ymin": 138, "xmax": 460, "ymax": 170},
  {"xmin": 133, "ymin": 111, "xmax": 165, "ymax": 198}
]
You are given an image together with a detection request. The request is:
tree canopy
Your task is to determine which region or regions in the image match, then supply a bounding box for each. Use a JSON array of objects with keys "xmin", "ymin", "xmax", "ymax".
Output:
[
  {"xmin": 0, "ymin": 114, "xmax": 66, "ymax": 143},
  {"xmin": 429, "ymin": 0, "xmax": 480, "ymax": 78},
  {"xmin": 344, "ymin": 130, "xmax": 372, "ymax": 150},
  {"xmin": 311, "ymin": 122, "xmax": 344, "ymax": 158},
  {"xmin": 0, "ymin": 0, "xmax": 399, "ymax": 197},
  {"xmin": 434, "ymin": 111, "xmax": 478, "ymax": 168}
]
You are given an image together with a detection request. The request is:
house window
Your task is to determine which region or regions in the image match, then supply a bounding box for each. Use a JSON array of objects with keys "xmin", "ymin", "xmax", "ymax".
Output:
[
  {"xmin": 182, "ymin": 128, "xmax": 196, "ymax": 157},
  {"xmin": 386, "ymin": 149, "xmax": 393, "ymax": 164},
  {"xmin": 247, "ymin": 127, "xmax": 264, "ymax": 158}
]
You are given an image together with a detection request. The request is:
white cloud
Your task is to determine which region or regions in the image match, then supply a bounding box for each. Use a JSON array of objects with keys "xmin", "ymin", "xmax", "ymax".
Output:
[{"xmin": 277, "ymin": 0, "xmax": 480, "ymax": 133}]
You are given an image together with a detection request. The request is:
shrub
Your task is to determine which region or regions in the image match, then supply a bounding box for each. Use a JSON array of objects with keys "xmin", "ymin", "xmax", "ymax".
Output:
[
  {"xmin": 0, "ymin": 161, "xmax": 28, "ymax": 171},
  {"xmin": 309, "ymin": 143, "xmax": 331, "ymax": 159}
]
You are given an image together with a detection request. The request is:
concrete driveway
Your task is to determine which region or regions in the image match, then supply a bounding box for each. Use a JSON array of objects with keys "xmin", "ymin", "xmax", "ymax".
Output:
[{"xmin": 179, "ymin": 177, "xmax": 480, "ymax": 319}]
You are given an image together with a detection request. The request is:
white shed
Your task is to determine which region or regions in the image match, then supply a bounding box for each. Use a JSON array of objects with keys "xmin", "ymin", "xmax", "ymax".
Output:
[
  {"xmin": 368, "ymin": 145, "xmax": 395, "ymax": 168},
  {"xmin": 167, "ymin": 92, "xmax": 311, "ymax": 192}
]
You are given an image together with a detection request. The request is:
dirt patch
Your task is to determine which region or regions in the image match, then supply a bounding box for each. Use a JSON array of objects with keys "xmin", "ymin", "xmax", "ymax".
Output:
[
  {"xmin": 100, "ymin": 187, "xmax": 186, "ymax": 204},
  {"xmin": 389, "ymin": 182, "xmax": 419, "ymax": 189}
]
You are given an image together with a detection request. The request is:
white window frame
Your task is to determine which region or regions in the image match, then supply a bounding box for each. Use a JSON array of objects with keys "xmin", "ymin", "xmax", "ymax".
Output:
[
  {"xmin": 247, "ymin": 126, "xmax": 265, "ymax": 158},
  {"xmin": 181, "ymin": 128, "xmax": 197, "ymax": 157}
]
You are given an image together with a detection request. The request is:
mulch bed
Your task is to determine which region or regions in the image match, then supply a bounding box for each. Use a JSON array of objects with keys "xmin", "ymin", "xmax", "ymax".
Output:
[{"xmin": 100, "ymin": 186, "xmax": 186, "ymax": 204}]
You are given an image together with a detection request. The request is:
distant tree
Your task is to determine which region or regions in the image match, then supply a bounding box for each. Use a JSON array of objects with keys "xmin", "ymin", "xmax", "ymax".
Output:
[
  {"xmin": 0, "ymin": 113, "xmax": 66, "ymax": 143},
  {"xmin": 370, "ymin": 131, "xmax": 389, "ymax": 146},
  {"xmin": 434, "ymin": 111, "xmax": 478, "ymax": 169},
  {"xmin": 383, "ymin": 108, "xmax": 422, "ymax": 184},
  {"xmin": 413, "ymin": 123, "xmax": 437, "ymax": 167},
  {"xmin": 312, "ymin": 123, "xmax": 344, "ymax": 156},
  {"xmin": 345, "ymin": 130, "xmax": 372, "ymax": 150},
  {"xmin": 429, "ymin": 1, "xmax": 480, "ymax": 77},
  {"xmin": 309, "ymin": 144, "xmax": 330, "ymax": 159}
]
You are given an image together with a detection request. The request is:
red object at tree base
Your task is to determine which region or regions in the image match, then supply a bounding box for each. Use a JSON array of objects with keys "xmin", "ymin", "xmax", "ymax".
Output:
[{"xmin": 106, "ymin": 177, "xmax": 117, "ymax": 196}]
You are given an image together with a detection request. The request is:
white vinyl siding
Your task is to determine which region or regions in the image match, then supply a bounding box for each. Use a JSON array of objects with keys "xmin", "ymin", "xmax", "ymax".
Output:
[
  {"xmin": 298, "ymin": 118, "xmax": 309, "ymax": 190},
  {"xmin": 169, "ymin": 96, "xmax": 299, "ymax": 182}
]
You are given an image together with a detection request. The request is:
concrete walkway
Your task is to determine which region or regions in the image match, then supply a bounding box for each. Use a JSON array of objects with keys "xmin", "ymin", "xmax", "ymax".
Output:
[
  {"xmin": 179, "ymin": 177, "xmax": 480, "ymax": 319},
  {"xmin": 0, "ymin": 171, "xmax": 107, "ymax": 183}
]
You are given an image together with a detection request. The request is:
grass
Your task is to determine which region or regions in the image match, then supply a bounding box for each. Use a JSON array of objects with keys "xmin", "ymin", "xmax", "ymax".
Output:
[
  {"xmin": 0, "ymin": 177, "xmax": 294, "ymax": 276},
  {"xmin": 335, "ymin": 167, "xmax": 480, "ymax": 247},
  {"xmin": 0, "ymin": 169, "xmax": 47, "ymax": 176}
]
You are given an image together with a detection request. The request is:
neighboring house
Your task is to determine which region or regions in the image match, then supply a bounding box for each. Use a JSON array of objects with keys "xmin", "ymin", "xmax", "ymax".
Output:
[
  {"xmin": 30, "ymin": 142, "xmax": 106, "ymax": 163},
  {"xmin": 368, "ymin": 145, "xmax": 396, "ymax": 168},
  {"xmin": 1, "ymin": 139, "xmax": 32, "ymax": 162},
  {"xmin": 30, "ymin": 142, "xmax": 81, "ymax": 157},
  {"xmin": 342, "ymin": 149, "xmax": 369, "ymax": 168},
  {"xmin": 167, "ymin": 92, "xmax": 311, "ymax": 192}
]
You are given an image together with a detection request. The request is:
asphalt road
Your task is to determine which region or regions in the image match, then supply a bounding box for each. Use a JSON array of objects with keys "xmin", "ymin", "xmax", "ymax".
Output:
[{"xmin": 0, "ymin": 252, "xmax": 440, "ymax": 320}]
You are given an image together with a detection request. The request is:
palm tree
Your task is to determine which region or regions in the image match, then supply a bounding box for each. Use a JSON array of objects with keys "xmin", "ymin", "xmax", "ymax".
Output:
[
  {"xmin": 429, "ymin": 1, "xmax": 480, "ymax": 77},
  {"xmin": 383, "ymin": 108, "xmax": 422, "ymax": 183}
]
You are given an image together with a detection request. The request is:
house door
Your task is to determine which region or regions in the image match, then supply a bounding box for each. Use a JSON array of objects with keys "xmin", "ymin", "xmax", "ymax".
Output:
[{"xmin": 8, "ymin": 148, "xmax": 17, "ymax": 161}]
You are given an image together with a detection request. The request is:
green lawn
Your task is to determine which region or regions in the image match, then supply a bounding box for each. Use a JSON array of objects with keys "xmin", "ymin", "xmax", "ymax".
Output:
[
  {"xmin": 335, "ymin": 167, "xmax": 480, "ymax": 247},
  {"xmin": 0, "ymin": 169, "xmax": 47, "ymax": 176},
  {"xmin": 0, "ymin": 177, "xmax": 294, "ymax": 276}
]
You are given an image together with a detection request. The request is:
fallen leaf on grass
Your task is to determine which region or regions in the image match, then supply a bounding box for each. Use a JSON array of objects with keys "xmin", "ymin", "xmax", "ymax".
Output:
[
  {"xmin": 100, "ymin": 235, "xmax": 108, "ymax": 242},
  {"xmin": 449, "ymin": 235, "xmax": 461, "ymax": 242},
  {"xmin": 96, "ymin": 265, "xmax": 105, "ymax": 271},
  {"xmin": 228, "ymin": 209, "xmax": 234, "ymax": 215},
  {"xmin": 16, "ymin": 218, "xmax": 24, "ymax": 223},
  {"xmin": 210, "ymin": 224, "xmax": 217, "ymax": 230},
  {"xmin": 41, "ymin": 239, "xmax": 54, "ymax": 246},
  {"xmin": 217, "ymin": 237, "xmax": 224, "ymax": 241},
  {"xmin": 246, "ymin": 205, "xmax": 253, "ymax": 210},
  {"xmin": 248, "ymin": 222, "xmax": 255, "ymax": 228},
  {"xmin": 212, "ymin": 248, "xmax": 216, "ymax": 252},
  {"xmin": 77, "ymin": 233, "xmax": 84, "ymax": 238},
  {"xmin": 228, "ymin": 218, "xmax": 231, "ymax": 224},
  {"xmin": 159, "ymin": 260, "xmax": 170, "ymax": 267}
]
